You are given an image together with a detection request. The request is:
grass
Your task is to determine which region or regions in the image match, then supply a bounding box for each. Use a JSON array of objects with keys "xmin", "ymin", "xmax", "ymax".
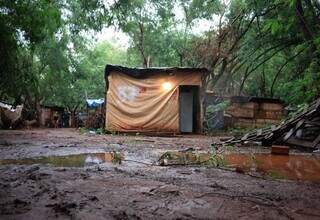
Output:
[
  {"xmin": 206, "ymin": 144, "xmax": 226, "ymax": 167},
  {"xmin": 111, "ymin": 151, "xmax": 123, "ymax": 164}
]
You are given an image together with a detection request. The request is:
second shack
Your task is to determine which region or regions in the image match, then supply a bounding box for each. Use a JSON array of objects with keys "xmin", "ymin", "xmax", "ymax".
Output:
[
  {"xmin": 39, "ymin": 105, "xmax": 66, "ymax": 127},
  {"xmin": 85, "ymin": 98, "xmax": 105, "ymax": 128},
  {"xmin": 225, "ymin": 96, "xmax": 285, "ymax": 128}
]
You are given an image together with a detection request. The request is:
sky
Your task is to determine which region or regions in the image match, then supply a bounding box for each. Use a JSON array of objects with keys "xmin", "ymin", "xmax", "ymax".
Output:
[
  {"xmin": 96, "ymin": 18, "xmax": 216, "ymax": 49},
  {"xmin": 96, "ymin": 2, "xmax": 219, "ymax": 49},
  {"xmin": 96, "ymin": 26, "xmax": 130, "ymax": 49}
]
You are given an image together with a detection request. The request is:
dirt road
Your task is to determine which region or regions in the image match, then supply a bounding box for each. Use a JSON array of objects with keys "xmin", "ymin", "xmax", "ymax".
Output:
[{"xmin": 0, "ymin": 129, "xmax": 319, "ymax": 219}]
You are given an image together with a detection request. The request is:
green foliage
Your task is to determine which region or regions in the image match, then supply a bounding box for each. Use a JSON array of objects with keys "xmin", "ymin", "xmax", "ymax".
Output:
[
  {"xmin": 95, "ymin": 128, "xmax": 106, "ymax": 135},
  {"xmin": 1, "ymin": 0, "xmax": 319, "ymax": 118},
  {"xmin": 206, "ymin": 101, "xmax": 230, "ymax": 114},
  {"xmin": 111, "ymin": 151, "xmax": 123, "ymax": 164},
  {"xmin": 0, "ymin": 0, "xmax": 112, "ymax": 109},
  {"xmin": 78, "ymin": 127, "xmax": 88, "ymax": 134},
  {"xmin": 207, "ymin": 145, "xmax": 226, "ymax": 167}
]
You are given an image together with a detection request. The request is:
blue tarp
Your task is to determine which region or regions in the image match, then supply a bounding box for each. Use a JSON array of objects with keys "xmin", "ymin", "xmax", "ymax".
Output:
[{"xmin": 86, "ymin": 98, "xmax": 104, "ymax": 108}]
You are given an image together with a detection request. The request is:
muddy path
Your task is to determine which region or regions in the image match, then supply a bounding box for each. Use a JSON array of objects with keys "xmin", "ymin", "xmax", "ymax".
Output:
[{"xmin": 0, "ymin": 129, "xmax": 320, "ymax": 219}]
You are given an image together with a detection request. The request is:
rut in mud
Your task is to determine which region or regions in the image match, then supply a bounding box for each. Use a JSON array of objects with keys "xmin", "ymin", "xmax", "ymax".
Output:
[{"xmin": 0, "ymin": 129, "xmax": 320, "ymax": 220}]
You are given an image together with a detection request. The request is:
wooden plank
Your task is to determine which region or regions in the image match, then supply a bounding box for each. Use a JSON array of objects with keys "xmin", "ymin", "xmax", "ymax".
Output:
[
  {"xmin": 241, "ymin": 133, "xmax": 250, "ymax": 141},
  {"xmin": 257, "ymin": 129, "xmax": 262, "ymax": 136},
  {"xmin": 283, "ymin": 119, "xmax": 305, "ymax": 142},
  {"xmin": 285, "ymin": 138, "xmax": 314, "ymax": 148},
  {"xmin": 312, "ymin": 134, "xmax": 320, "ymax": 148},
  {"xmin": 305, "ymin": 120, "xmax": 320, "ymax": 126},
  {"xmin": 271, "ymin": 145, "xmax": 289, "ymax": 155},
  {"xmin": 260, "ymin": 103, "xmax": 284, "ymax": 111},
  {"xmin": 221, "ymin": 98, "xmax": 320, "ymax": 147},
  {"xmin": 283, "ymin": 128, "xmax": 295, "ymax": 142},
  {"xmin": 315, "ymin": 98, "xmax": 320, "ymax": 111}
]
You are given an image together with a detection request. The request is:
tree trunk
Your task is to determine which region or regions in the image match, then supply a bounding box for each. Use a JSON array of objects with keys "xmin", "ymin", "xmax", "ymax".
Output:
[{"xmin": 70, "ymin": 110, "xmax": 76, "ymax": 128}]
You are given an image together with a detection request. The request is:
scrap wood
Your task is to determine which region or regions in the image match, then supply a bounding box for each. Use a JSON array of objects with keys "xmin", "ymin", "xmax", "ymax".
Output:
[
  {"xmin": 311, "ymin": 134, "xmax": 320, "ymax": 148},
  {"xmin": 271, "ymin": 145, "xmax": 289, "ymax": 155},
  {"xmin": 220, "ymin": 97, "xmax": 320, "ymax": 149}
]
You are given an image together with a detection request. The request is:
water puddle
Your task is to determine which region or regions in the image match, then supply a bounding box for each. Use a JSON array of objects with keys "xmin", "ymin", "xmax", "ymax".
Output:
[
  {"xmin": 0, "ymin": 152, "xmax": 123, "ymax": 167},
  {"xmin": 159, "ymin": 151, "xmax": 320, "ymax": 183},
  {"xmin": 2, "ymin": 150, "xmax": 320, "ymax": 183},
  {"xmin": 225, "ymin": 153, "xmax": 320, "ymax": 183}
]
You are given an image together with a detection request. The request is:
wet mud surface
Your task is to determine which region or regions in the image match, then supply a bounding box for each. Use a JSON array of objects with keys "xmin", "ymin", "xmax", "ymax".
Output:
[{"xmin": 0, "ymin": 128, "xmax": 320, "ymax": 219}]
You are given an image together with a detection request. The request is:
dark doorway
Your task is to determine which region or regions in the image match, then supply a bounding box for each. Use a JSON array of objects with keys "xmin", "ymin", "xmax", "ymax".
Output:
[{"xmin": 179, "ymin": 85, "xmax": 200, "ymax": 133}]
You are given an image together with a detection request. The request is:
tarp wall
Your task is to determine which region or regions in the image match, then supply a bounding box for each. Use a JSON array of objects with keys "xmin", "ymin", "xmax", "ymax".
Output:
[{"xmin": 106, "ymin": 71, "xmax": 202, "ymax": 132}]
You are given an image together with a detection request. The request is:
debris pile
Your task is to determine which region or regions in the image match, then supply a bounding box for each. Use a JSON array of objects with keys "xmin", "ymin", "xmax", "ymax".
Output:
[
  {"xmin": 0, "ymin": 101, "xmax": 23, "ymax": 129},
  {"xmin": 222, "ymin": 98, "xmax": 320, "ymax": 149}
]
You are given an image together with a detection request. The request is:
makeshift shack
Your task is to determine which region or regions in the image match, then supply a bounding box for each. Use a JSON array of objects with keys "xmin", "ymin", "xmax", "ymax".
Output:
[
  {"xmin": 85, "ymin": 98, "xmax": 104, "ymax": 128},
  {"xmin": 204, "ymin": 95, "xmax": 285, "ymax": 130},
  {"xmin": 225, "ymin": 96, "xmax": 285, "ymax": 128},
  {"xmin": 104, "ymin": 65, "xmax": 208, "ymax": 133},
  {"xmin": 39, "ymin": 105, "xmax": 67, "ymax": 127},
  {"xmin": 0, "ymin": 101, "xmax": 23, "ymax": 129}
]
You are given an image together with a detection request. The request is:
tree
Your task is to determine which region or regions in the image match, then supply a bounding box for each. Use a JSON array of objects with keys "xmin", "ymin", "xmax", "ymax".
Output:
[
  {"xmin": 182, "ymin": 0, "xmax": 320, "ymax": 105},
  {"xmin": 0, "ymin": 0, "xmax": 111, "ymax": 104}
]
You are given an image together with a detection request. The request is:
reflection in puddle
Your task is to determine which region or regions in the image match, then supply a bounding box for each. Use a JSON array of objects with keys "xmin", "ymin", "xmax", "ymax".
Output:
[
  {"xmin": 225, "ymin": 153, "xmax": 320, "ymax": 183},
  {"xmin": 0, "ymin": 152, "xmax": 123, "ymax": 167},
  {"xmin": 159, "ymin": 151, "xmax": 320, "ymax": 183}
]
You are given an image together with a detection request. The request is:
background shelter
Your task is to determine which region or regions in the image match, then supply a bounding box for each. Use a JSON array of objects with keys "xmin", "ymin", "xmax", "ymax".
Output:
[
  {"xmin": 104, "ymin": 65, "xmax": 208, "ymax": 133},
  {"xmin": 224, "ymin": 96, "xmax": 285, "ymax": 128},
  {"xmin": 85, "ymin": 98, "xmax": 105, "ymax": 128},
  {"xmin": 204, "ymin": 94, "xmax": 285, "ymax": 130},
  {"xmin": 39, "ymin": 105, "xmax": 67, "ymax": 128},
  {"xmin": 86, "ymin": 99, "xmax": 104, "ymax": 108},
  {"xmin": 0, "ymin": 101, "xmax": 23, "ymax": 129}
]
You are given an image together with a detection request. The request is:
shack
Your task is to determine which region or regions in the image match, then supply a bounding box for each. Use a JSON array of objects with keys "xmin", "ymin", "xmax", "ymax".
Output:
[
  {"xmin": 104, "ymin": 65, "xmax": 208, "ymax": 133},
  {"xmin": 39, "ymin": 105, "xmax": 67, "ymax": 127},
  {"xmin": 205, "ymin": 95, "xmax": 285, "ymax": 129},
  {"xmin": 225, "ymin": 96, "xmax": 285, "ymax": 128},
  {"xmin": 0, "ymin": 101, "xmax": 23, "ymax": 129},
  {"xmin": 85, "ymin": 98, "xmax": 105, "ymax": 128}
]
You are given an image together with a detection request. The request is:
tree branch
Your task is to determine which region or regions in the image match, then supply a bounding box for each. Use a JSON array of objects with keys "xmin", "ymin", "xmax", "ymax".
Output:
[{"xmin": 270, "ymin": 46, "xmax": 308, "ymax": 97}]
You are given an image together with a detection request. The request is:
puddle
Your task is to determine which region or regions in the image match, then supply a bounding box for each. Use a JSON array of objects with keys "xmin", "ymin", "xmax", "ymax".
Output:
[
  {"xmin": 159, "ymin": 151, "xmax": 320, "ymax": 183},
  {"xmin": 2, "ymin": 150, "xmax": 320, "ymax": 182},
  {"xmin": 0, "ymin": 152, "xmax": 123, "ymax": 167},
  {"xmin": 225, "ymin": 153, "xmax": 320, "ymax": 183}
]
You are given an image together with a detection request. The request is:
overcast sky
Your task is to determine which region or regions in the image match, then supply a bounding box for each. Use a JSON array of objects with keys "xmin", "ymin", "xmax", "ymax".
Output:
[{"xmin": 95, "ymin": 2, "xmax": 219, "ymax": 49}]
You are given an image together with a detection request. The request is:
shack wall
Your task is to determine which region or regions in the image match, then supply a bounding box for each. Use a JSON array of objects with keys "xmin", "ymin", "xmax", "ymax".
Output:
[
  {"xmin": 106, "ymin": 71, "xmax": 202, "ymax": 133},
  {"xmin": 225, "ymin": 101, "xmax": 284, "ymax": 128}
]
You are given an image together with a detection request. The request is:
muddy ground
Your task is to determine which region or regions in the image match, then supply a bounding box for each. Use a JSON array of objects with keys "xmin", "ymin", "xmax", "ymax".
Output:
[{"xmin": 0, "ymin": 129, "xmax": 319, "ymax": 220}]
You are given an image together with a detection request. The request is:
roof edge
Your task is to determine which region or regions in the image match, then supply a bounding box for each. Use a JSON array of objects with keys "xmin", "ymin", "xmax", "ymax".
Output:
[{"xmin": 104, "ymin": 64, "xmax": 208, "ymax": 80}]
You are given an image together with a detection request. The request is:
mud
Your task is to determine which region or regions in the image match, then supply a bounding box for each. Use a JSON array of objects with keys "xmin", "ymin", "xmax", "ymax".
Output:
[{"xmin": 0, "ymin": 128, "xmax": 320, "ymax": 219}]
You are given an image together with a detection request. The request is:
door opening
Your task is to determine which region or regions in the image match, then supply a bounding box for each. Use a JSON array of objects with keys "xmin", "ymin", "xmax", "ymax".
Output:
[{"xmin": 179, "ymin": 85, "xmax": 199, "ymax": 133}]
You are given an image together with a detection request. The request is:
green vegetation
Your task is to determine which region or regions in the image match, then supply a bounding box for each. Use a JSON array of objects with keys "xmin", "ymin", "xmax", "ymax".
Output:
[
  {"xmin": 1, "ymin": 0, "xmax": 319, "ymax": 119},
  {"xmin": 207, "ymin": 145, "xmax": 226, "ymax": 167},
  {"xmin": 111, "ymin": 151, "xmax": 123, "ymax": 164}
]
